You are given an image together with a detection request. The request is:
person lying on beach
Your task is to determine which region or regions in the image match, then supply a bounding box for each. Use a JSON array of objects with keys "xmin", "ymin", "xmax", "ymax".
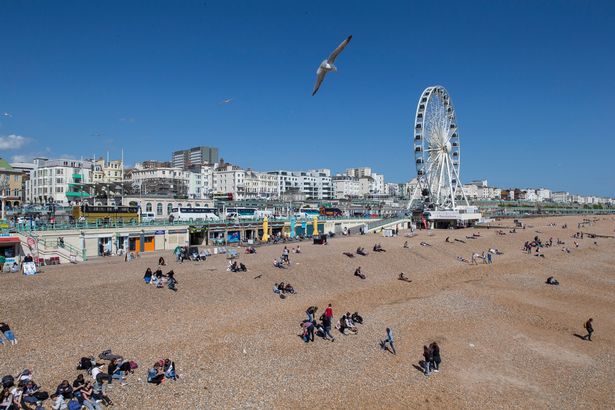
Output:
[
  {"xmin": 356, "ymin": 247, "xmax": 368, "ymax": 256},
  {"xmin": 354, "ymin": 267, "xmax": 366, "ymax": 280},
  {"xmin": 546, "ymin": 276, "xmax": 559, "ymax": 285},
  {"xmin": 465, "ymin": 236, "xmax": 477, "ymax": 240},
  {"xmin": 472, "ymin": 233, "xmax": 481, "ymax": 237},
  {"xmin": 456, "ymin": 256, "xmax": 469, "ymax": 263},
  {"xmin": 245, "ymin": 246, "xmax": 256, "ymax": 254},
  {"xmin": 373, "ymin": 243, "xmax": 386, "ymax": 252},
  {"xmin": 343, "ymin": 252, "xmax": 354, "ymax": 258},
  {"xmin": 489, "ymin": 248, "xmax": 504, "ymax": 255},
  {"xmin": 273, "ymin": 259, "xmax": 286, "ymax": 269},
  {"xmin": 398, "ymin": 272, "xmax": 412, "ymax": 282},
  {"xmin": 420, "ymin": 242, "xmax": 431, "ymax": 247},
  {"xmin": 455, "ymin": 238, "xmax": 466, "ymax": 244}
]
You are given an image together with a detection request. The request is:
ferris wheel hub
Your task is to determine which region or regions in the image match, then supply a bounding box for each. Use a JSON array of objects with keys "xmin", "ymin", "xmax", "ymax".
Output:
[{"xmin": 444, "ymin": 141, "xmax": 451, "ymax": 153}]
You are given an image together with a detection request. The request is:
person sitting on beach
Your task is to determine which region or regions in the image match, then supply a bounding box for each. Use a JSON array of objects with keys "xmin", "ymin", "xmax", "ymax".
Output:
[
  {"xmin": 562, "ymin": 247, "xmax": 570, "ymax": 253},
  {"xmin": 163, "ymin": 359, "xmax": 178, "ymax": 381},
  {"xmin": 158, "ymin": 257, "xmax": 165, "ymax": 266},
  {"xmin": 373, "ymin": 243, "xmax": 386, "ymax": 252},
  {"xmin": 295, "ymin": 245, "xmax": 301, "ymax": 254},
  {"xmin": 546, "ymin": 276, "xmax": 559, "ymax": 285},
  {"xmin": 239, "ymin": 262, "xmax": 247, "ymax": 272},
  {"xmin": 354, "ymin": 267, "xmax": 366, "ymax": 280},
  {"xmin": 356, "ymin": 247, "xmax": 368, "ymax": 256},
  {"xmin": 338, "ymin": 314, "xmax": 358, "ymax": 335},
  {"xmin": 273, "ymin": 259, "xmax": 285, "ymax": 269},
  {"xmin": 143, "ymin": 268, "xmax": 152, "ymax": 284},
  {"xmin": 147, "ymin": 363, "xmax": 165, "ymax": 385},
  {"xmin": 167, "ymin": 270, "xmax": 178, "ymax": 292},
  {"xmin": 80, "ymin": 381, "xmax": 102, "ymax": 410},
  {"xmin": 245, "ymin": 246, "xmax": 256, "ymax": 254},
  {"xmin": 284, "ymin": 283, "xmax": 295, "ymax": 294},
  {"xmin": 403, "ymin": 241, "xmax": 409, "ymax": 248},
  {"xmin": 273, "ymin": 283, "xmax": 282, "ymax": 294},
  {"xmin": 398, "ymin": 272, "xmax": 412, "ymax": 281},
  {"xmin": 152, "ymin": 268, "xmax": 163, "ymax": 286},
  {"xmin": 445, "ymin": 237, "xmax": 451, "ymax": 243},
  {"xmin": 351, "ymin": 312, "xmax": 363, "ymax": 324},
  {"xmin": 55, "ymin": 380, "xmax": 73, "ymax": 400}
]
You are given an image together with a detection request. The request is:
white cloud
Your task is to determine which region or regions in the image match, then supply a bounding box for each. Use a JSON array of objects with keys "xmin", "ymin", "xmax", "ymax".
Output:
[{"xmin": 0, "ymin": 134, "xmax": 28, "ymax": 150}]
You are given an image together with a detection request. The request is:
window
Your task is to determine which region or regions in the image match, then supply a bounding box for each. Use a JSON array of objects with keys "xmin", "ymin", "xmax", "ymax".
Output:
[
  {"xmin": 156, "ymin": 203, "xmax": 163, "ymax": 216},
  {"xmin": 14, "ymin": 175, "xmax": 19, "ymax": 181},
  {"xmin": 146, "ymin": 203, "xmax": 152, "ymax": 212},
  {"xmin": 167, "ymin": 203, "xmax": 173, "ymax": 215}
]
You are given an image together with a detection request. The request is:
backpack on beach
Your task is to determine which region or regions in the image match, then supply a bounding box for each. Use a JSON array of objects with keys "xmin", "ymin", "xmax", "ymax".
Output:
[
  {"xmin": 67, "ymin": 399, "xmax": 81, "ymax": 410},
  {"xmin": 2, "ymin": 374, "xmax": 14, "ymax": 388}
]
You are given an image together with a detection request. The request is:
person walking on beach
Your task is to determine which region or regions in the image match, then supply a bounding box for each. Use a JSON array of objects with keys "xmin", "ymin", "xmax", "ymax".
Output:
[
  {"xmin": 322, "ymin": 313, "xmax": 335, "ymax": 342},
  {"xmin": 422, "ymin": 345, "xmax": 432, "ymax": 376},
  {"xmin": 583, "ymin": 318, "xmax": 594, "ymax": 341},
  {"xmin": 486, "ymin": 252, "xmax": 493, "ymax": 264},
  {"xmin": 380, "ymin": 328, "xmax": 396, "ymax": 355},
  {"xmin": 429, "ymin": 342, "xmax": 441, "ymax": 372}
]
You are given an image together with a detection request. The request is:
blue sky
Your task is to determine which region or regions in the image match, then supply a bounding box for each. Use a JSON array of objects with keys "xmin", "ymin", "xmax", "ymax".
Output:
[{"xmin": 0, "ymin": 0, "xmax": 613, "ymax": 196}]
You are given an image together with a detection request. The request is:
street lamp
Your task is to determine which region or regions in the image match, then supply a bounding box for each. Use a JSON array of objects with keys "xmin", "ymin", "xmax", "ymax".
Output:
[{"xmin": 0, "ymin": 175, "xmax": 9, "ymax": 220}]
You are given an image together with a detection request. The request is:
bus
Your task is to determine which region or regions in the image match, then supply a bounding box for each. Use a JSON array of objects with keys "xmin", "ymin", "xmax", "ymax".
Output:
[
  {"xmin": 72, "ymin": 204, "xmax": 139, "ymax": 223},
  {"xmin": 295, "ymin": 207, "xmax": 321, "ymax": 219},
  {"xmin": 225, "ymin": 207, "xmax": 257, "ymax": 220},
  {"xmin": 170, "ymin": 207, "xmax": 220, "ymax": 222}
]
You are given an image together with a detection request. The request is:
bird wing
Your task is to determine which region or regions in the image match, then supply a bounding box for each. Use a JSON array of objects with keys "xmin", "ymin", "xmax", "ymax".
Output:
[
  {"xmin": 312, "ymin": 68, "xmax": 327, "ymax": 96},
  {"xmin": 327, "ymin": 35, "xmax": 352, "ymax": 63}
]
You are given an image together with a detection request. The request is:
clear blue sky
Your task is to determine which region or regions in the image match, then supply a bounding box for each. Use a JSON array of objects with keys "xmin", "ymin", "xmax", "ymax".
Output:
[{"xmin": 1, "ymin": 0, "xmax": 613, "ymax": 196}]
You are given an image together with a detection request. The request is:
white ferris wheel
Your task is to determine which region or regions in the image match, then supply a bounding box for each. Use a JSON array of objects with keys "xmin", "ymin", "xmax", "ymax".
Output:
[{"xmin": 409, "ymin": 85, "xmax": 469, "ymax": 211}]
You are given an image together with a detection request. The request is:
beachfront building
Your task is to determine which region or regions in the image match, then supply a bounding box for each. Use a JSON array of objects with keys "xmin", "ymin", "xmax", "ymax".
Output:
[
  {"xmin": 332, "ymin": 175, "xmax": 361, "ymax": 199},
  {"xmin": 551, "ymin": 191, "xmax": 570, "ymax": 203},
  {"xmin": 122, "ymin": 196, "xmax": 213, "ymax": 219},
  {"xmin": 9, "ymin": 162, "xmax": 34, "ymax": 204},
  {"xmin": 92, "ymin": 158, "xmax": 123, "ymax": 184},
  {"xmin": 25, "ymin": 157, "xmax": 93, "ymax": 204},
  {"xmin": 0, "ymin": 159, "xmax": 23, "ymax": 216},
  {"xmin": 172, "ymin": 146, "xmax": 219, "ymax": 171},
  {"xmin": 536, "ymin": 188, "xmax": 551, "ymax": 202},
  {"xmin": 127, "ymin": 165, "xmax": 190, "ymax": 198},
  {"xmin": 268, "ymin": 169, "xmax": 333, "ymax": 200}
]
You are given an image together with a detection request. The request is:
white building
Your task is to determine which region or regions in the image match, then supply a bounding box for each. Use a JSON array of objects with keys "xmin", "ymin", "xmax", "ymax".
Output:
[
  {"xmin": 267, "ymin": 169, "xmax": 332, "ymax": 200},
  {"xmin": 523, "ymin": 189, "xmax": 538, "ymax": 202},
  {"xmin": 536, "ymin": 188, "xmax": 551, "ymax": 202},
  {"xmin": 92, "ymin": 158, "xmax": 123, "ymax": 184},
  {"xmin": 26, "ymin": 157, "xmax": 93, "ymax": 204},
  {"xmin": 345, "ymin": 167, "xmax": 372, "ymax": 178},
  {"xmin": 462, "ymin": 184, "xmax": 479, "ymax": 199},
  {"xmin": 551, "ymin": 191, "xmax": 570, "ymax": 203},
  {"xmin": 332, "ymin": 175, "xmax": 360, "ymax": 199}
]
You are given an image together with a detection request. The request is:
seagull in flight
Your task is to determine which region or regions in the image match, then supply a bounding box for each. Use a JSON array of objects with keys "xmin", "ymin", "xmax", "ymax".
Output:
[
  {"xmin": 220, "ymin": 98, "xmax": 234, "ymax": 104},
  {"xmin": 1, "ymin": 112, "xmax": 12, "ymax": 118},
  {"xmin": 312, "ymin": 35, "xmax": 352, "ymax": 96}
]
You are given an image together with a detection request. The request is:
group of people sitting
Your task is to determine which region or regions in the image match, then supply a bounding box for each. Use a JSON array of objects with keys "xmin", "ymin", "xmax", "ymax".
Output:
[
  {"xmin": 0, "ymin": 349, "xmax": 139, "ymax": 410},
  {"xmin": 273, "ymin": 282, "xmax": 295, "ymax": 298},
  {"xmin": 356, "ymin": 247, "xmax": 368, "ymax": 256},
  {"xmin": 143, "ymin": 268, "xmax": 178, "ymax": 291},
  {"xmin": 336, "ymin": 312, "xmax": 363, "ymax": 335},
  {"xmin": 227, "ymin": 261, "xmax": 247, "ymax": 272},
  {"xmin": 373, "ymin": 243, "xmax": 386, "ymax": 252},
  {"xmin": 146, "ymin": 359, "xmax": 178, "ymax": 386},
  {"xmin": 244, "ymin": 246, "xmax": 256, "ymax": 254}
]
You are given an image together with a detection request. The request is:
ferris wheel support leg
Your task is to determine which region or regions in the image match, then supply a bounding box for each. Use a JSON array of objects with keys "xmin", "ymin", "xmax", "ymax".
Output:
[{"xmin": 407, "ymin": 183, "xmax": 420, "ymax": 210}]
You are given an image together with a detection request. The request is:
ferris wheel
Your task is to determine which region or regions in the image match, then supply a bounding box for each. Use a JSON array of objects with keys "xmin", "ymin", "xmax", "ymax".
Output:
[{"xmin": 409, "ymin": 85, "xmax": 469, "ymax": 211}]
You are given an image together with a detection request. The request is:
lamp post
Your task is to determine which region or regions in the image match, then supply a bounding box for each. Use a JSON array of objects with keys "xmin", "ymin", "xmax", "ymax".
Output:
[{"xmin": 0, "ymin": 175, "xmax": 9, "ymax": 221}]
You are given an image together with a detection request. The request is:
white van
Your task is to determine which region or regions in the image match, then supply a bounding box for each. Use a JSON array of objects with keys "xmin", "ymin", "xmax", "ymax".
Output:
[{"xmin": 140, "ymin": 212, "xmax": 156, "ymax": 223}]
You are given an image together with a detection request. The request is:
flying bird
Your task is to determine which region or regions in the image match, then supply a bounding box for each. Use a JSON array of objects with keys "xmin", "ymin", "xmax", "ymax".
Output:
[
  {"xmin": 220, "ymin": 98, "xmax": 234, "ymax": 105},
  {"xmin": 312, "ymin": 35, "xmax": 352, "ymax": 96},
  {"xmin": 1, "ymin": 112, "xmax": 12, "ymax": 118}
]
